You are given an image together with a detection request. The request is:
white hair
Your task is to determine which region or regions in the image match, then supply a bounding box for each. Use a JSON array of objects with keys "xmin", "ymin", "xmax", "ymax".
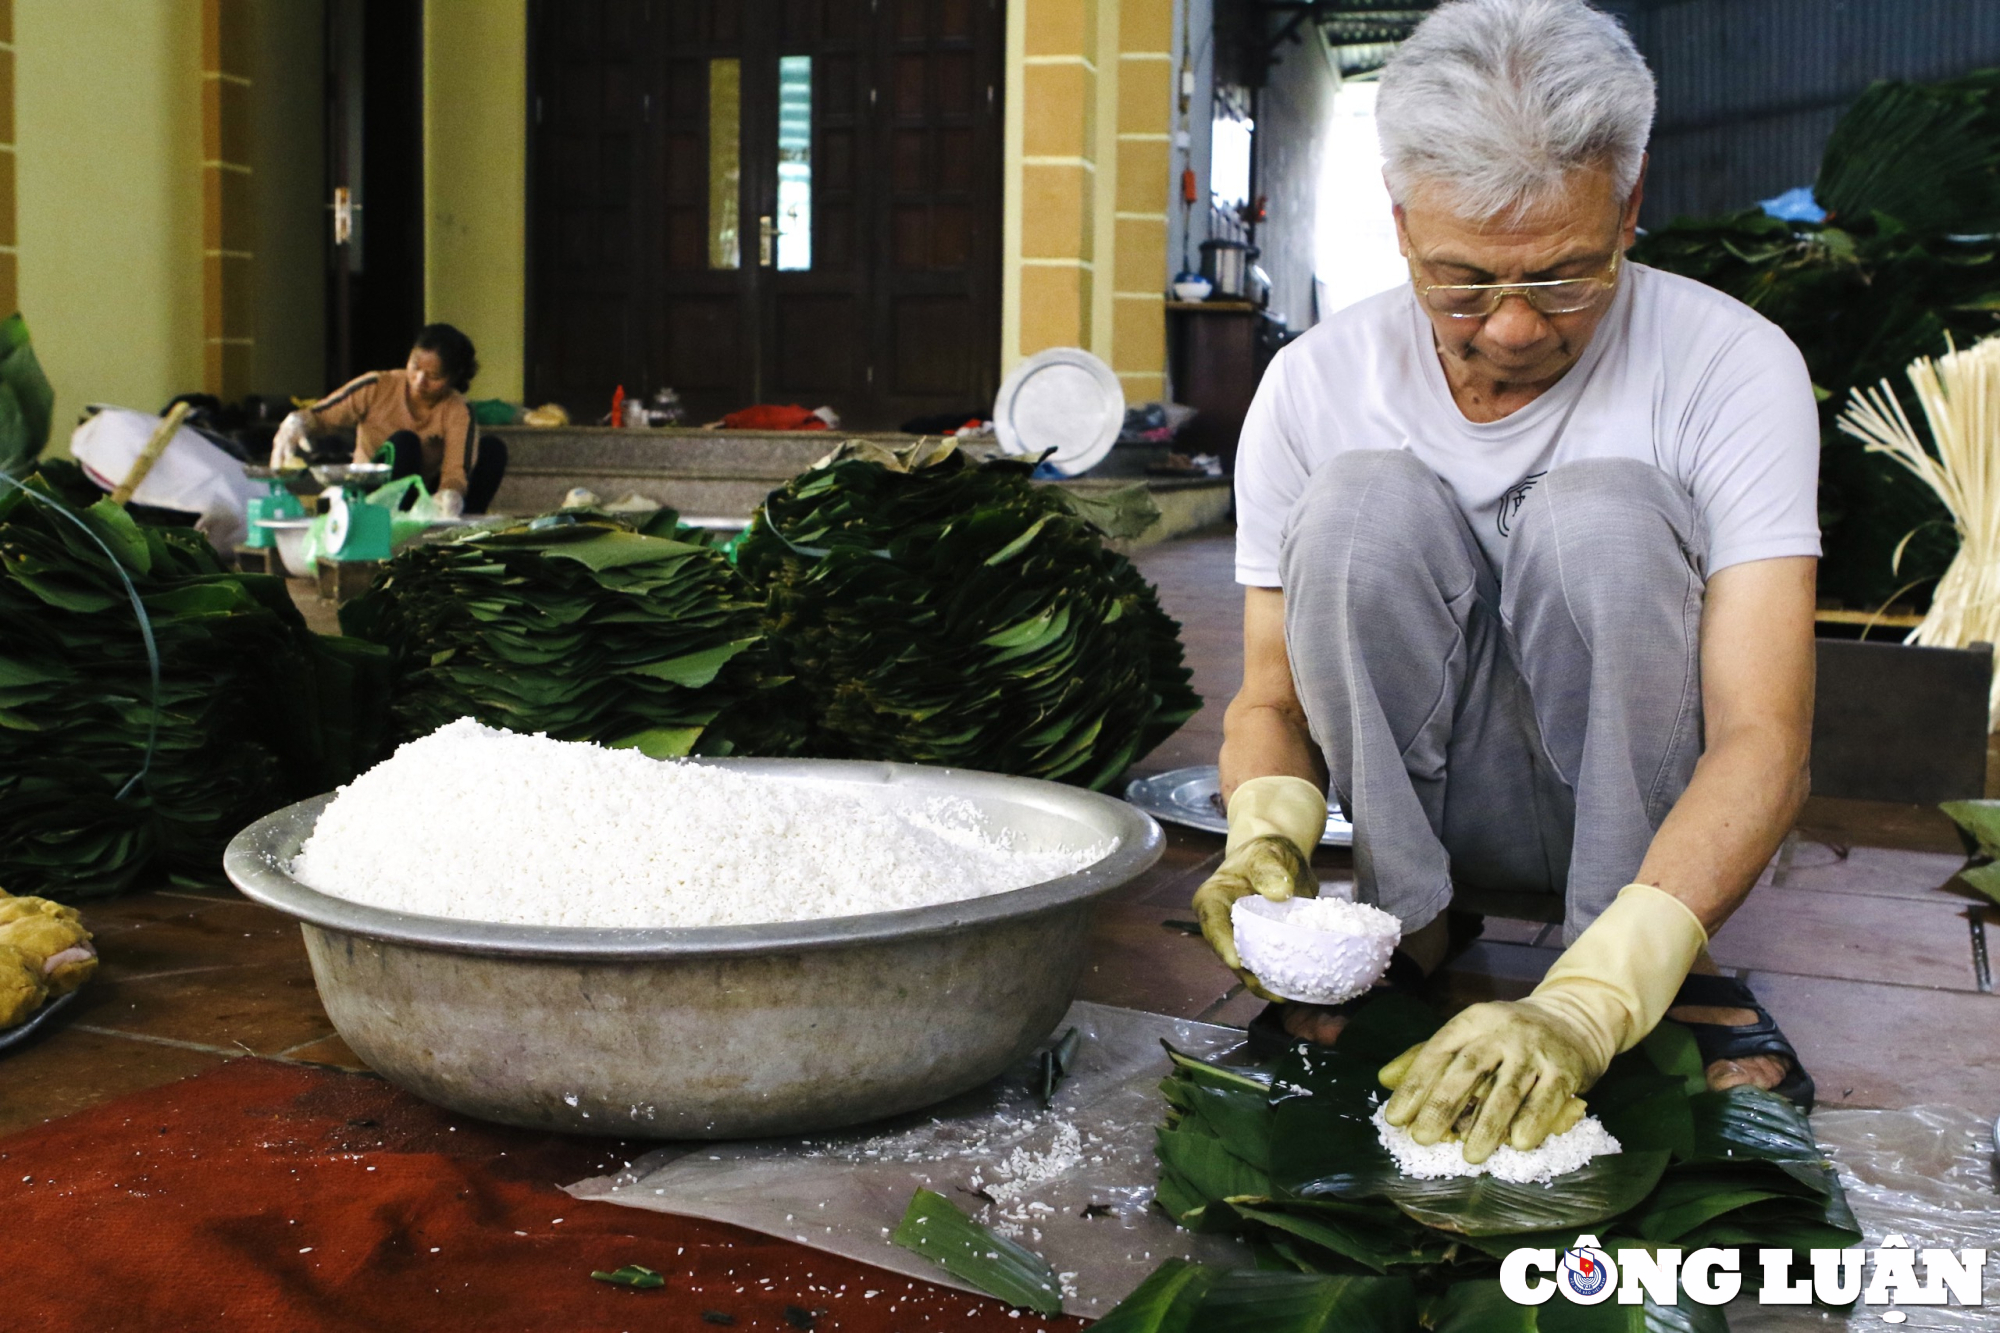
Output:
[{"xmin": 1376, "ymin": 0, "xmax": 1655, "ymax": 221}]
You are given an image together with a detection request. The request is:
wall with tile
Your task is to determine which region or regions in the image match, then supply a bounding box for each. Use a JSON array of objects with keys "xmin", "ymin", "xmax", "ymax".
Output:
[{"xmin": 1004, "ymin": 0, "xmax": 1176, "ymax": 404}]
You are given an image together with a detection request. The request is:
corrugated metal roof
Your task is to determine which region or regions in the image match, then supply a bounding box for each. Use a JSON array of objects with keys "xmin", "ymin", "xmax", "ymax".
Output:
[{"xmin": 1626, "ymin": 0, "xmax": 2000, "ymax": 223}]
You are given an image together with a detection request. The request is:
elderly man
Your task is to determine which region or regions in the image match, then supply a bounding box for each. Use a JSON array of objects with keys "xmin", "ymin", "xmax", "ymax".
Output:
[{"xmin": 1194, "ymin": 0, "xmax": 1819, "ymax": 1164}]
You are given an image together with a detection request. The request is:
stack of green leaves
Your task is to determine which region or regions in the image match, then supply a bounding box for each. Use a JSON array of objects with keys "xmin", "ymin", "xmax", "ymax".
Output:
[
  {"xmin": 1632, "ymin": 70, "xmax": 2000, "ymax": 613},
  {"xmin": 0, "ymin": 461, "xmax": 391, "ymax": 900},
  {"xmin": 732, "ymin": 439, "xmax": 1200, "ymax": 790},
  {"xmin": 339, "ymin": 509, "xmax": 779, "ymax": 758},
  {"xmin": 1094, "ymin": 993, "xmax": 1860, "ymax": 1331}
]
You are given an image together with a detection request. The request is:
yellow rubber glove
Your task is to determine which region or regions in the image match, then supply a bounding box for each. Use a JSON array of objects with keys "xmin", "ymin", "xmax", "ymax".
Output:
[
  {"xmin": 1379, "ymin": 883, "xmax": 1707, "ymax": 1163},
  {"xmin": 1192, "ymin": 776, "xmax": 1327, "ymax": 1000}
]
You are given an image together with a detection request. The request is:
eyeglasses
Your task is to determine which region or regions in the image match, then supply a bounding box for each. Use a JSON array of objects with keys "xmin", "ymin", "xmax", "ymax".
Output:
[{"xmin": 1411, "ymin": 249, "xmax": 1621, "ymax": 319}]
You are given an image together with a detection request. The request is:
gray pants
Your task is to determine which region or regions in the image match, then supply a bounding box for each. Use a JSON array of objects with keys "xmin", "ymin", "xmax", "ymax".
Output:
[{"xmin": 1278, "ymin": 451, "xmax": 1707, "ymax": 944}]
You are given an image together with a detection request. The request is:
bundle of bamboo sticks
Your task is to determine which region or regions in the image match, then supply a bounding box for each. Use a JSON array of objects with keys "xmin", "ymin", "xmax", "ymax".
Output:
[{"xmin": 1839, "ymin": 333, "xmax": 2000, "ymax": 725}]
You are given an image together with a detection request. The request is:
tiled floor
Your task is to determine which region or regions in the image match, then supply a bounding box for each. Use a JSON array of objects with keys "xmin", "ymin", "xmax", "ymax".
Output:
[{"xmin": 6, "ymin": 528, "xmax": 1996, "ymax": 1142}]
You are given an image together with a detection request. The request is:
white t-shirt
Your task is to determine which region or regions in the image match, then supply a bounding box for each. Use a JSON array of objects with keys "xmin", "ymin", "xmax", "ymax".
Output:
[{"xmin": 1234, "ymin": 262, "xmax": 1821, "ymax": 586}]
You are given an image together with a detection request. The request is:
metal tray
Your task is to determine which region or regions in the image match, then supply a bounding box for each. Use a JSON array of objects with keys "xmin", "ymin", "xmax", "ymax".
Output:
[
  {"xmin": 0, "ymin": 988, "xmax": 82, "ymax": 1054},
  {"xmin": 1124, "ymin": 764, "xmax": 1354, "ymax": 847}
]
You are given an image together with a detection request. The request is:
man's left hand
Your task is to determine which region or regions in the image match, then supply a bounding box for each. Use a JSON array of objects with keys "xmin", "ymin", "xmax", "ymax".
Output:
[
  {"xmin": 435, "ymin": 488, "xmax": 465, "ymax": 518},
  {"xmin": 1379, "ymin": 999, "xmax": 1592, "ymax": 1163}
]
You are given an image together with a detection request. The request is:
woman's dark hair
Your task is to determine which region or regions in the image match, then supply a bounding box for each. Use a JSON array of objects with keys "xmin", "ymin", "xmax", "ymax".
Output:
[{"xmin": 412, "ymin": 323, "xmax": 479, "ymax": 393}]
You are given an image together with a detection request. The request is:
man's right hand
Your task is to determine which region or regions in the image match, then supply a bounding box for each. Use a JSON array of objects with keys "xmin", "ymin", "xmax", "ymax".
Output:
[
  {"xmin": 269, "ymin": 411, "xmax": 313, "ymax": 470},
  {"xmin": 1191, "ymin": 774, "xmax": 1327, "ymax": 999},
  {"xmin": 1192, "ymin": 834, "xmax": 1316, "ymax": 999}
]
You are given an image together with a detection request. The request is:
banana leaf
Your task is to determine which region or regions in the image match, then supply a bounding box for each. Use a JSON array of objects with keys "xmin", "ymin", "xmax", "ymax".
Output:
[
  {"xmin": 889, "ymin": 1187, "xmax": 1062, "ymax": 1315},
  {"xmin": 0, "ymin": 313, "xmax": 53, "ymax": 479},
  {"xmin": 1937, "ymin": 799, "xmax": 2000, "ymax": 907},
  {"xmin": 1126, "ymin": 992, "xmax": 1860, "ymax": 1328},
  {"xmin": 1095, "ymin": 1269, "xmax": 1417, "ymax": 1333},
  {"xmin": 340, "ymin": 509, "xmax": 784, "ymax": 756},
  {"xmin": 1088, "ymin": 1258, "xmax": 1217, "ymax": 1333},
  {"xmin": 0, "ymin": 460, "xmax": 390, "ymax": 898},
  {"xmin": 732, "ymin": 439, "xmax": 1199, "ymax": 789}
]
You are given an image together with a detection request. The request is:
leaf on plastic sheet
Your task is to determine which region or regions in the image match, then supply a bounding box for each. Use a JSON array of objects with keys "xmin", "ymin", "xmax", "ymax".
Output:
[
  {"xmin": 628, "ymin": 638, "xmax": 756, "ymax": 688},
  {"xmin": 1686, "ymin": 1087, "xmax": 1822, "ymax": 1164},
  {"xmin": 1162, "ymin": 1045, "xmax": 1272, "ymax": 1093},
  {"xmin": 1153, "ymin": 1166, "xmax": 1218, "ymax": 1229},
  {"xmin": 590, "ymin": 1264, "xmax": 666, "ymax": 1289},
  {"xmin": 1156, "ymin": 1126, "xmax": 1272, "ymax": 1204},
  {"xmin": 1086, "ymin": 1258, "xmax": 1217, "ymax": 1333},
  {"xmin": 1378, "ymin": 1152, "xmax": 1672, "ymax": 1238},
  {"xmin": 1228, "ymin": 1202, "xmax": 1406, "ymax": 1274},
  {"xmin": 890, "ymin": 1188, "xmax": 1062, "ymax": 1316},
  {"xmin": 1171, "ymin": 1270, "xmax": 1416, "ymax": 1333},
  {"xmin": 607, "ymin": 727, "xmax": 705, "ymax": 759},
  {"xmin": 1177, "ymin": 1082, "xmax": 1275, "ymax": 1171}
]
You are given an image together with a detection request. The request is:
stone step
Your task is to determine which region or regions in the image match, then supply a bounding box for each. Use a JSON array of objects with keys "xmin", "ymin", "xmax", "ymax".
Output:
[{"xmin": 485, "ymin": 426, "xmax": 1228, "ymax": 546}]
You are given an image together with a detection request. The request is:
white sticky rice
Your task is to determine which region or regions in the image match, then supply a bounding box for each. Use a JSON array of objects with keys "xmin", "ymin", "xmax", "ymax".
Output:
[
  {"xmin": 1231, "ymin": 894, "xmax": 1402, "ymax": 1004},
  {"xmin": 290, "ymin": 719, "xmax": 1107, "ymax": 928},
  {"xmin": 1372, "ymin": 1102, "xmax": 1622, "ymax": 1184}
]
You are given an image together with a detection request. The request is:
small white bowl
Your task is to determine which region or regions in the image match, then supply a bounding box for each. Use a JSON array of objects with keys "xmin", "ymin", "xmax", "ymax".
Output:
[
  {"xmin": 1172, "ymin": 278, "xmax": 1214, "ymax": 302},
  {"xmin": 1232, "ymin": 894, "xmax": 1402, "ymax": 1005},
  {"xmin": 256, "ymin": 516, "xmax": 316, "ymax": 577}
]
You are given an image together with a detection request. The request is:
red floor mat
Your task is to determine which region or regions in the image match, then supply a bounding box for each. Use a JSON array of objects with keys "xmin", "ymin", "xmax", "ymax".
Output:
[{"xmin": 0, "ymin": 1058, "xmax": 1090, "ymax": 1332}]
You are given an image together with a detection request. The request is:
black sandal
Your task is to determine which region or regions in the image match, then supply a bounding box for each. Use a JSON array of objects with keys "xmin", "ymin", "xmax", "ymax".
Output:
[{"xmin": 1669, "ymin": 973, "xmax": 1817, "ymax": 1112}]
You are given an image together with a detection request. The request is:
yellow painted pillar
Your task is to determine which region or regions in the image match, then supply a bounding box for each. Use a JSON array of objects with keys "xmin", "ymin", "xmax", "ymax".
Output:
[
  {"xmin": 1009, "ymin": 0, "xmax": 1099, "ymax": 365},
  {"xmin": 1003, "ymin": 0, "xmax": 1172, "ymax": 401},
  {"xmin": 201, "ymin": 0, "xmax": 254, "ymax": 399},
  {"xmin": 1111, "ymin": 0, "xmax": 1172, "ymax": 403}
]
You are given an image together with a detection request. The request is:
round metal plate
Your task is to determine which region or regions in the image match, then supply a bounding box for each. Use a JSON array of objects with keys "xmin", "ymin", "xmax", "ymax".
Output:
[
  {"xmin": 1123, "ymin": 764, "xmax": 1354, "ymax": 847},
  {"xmin": 992, "ymin": 347, "xmax": 1125, "ymax": 477}
]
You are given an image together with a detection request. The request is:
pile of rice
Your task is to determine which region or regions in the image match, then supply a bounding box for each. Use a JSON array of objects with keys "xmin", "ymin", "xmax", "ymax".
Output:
[
  {"xmin": 1372, "ymin": 1103, "xmax": 1621, "ymax": 1184},
  {"xmin": 290, "ymin": 719, "xmax": 1107, "ymax": 928}
]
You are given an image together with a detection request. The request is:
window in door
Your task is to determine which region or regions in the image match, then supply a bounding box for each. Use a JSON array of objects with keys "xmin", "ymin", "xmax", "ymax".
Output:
[{"xmin": 776, "ymin": 55, "xmax": 812, "ymax": 271}]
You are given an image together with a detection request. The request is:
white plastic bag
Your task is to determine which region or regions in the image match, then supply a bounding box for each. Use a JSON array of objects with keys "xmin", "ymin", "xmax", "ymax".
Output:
[{"xmin": 69, "ymin": 406, "xmax": 254, "ymax": 552}]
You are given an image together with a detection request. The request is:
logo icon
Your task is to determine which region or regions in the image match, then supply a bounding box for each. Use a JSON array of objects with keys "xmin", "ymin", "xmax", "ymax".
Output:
[{"xmin": 1559, "ymin": 1238, "xmax": 1618, "ymax": 1304}]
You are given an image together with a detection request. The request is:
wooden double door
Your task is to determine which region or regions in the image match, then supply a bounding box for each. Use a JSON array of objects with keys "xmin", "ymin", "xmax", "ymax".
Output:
[{"xmin": 528, "ymin": 0, "xmax": 1004, "ymax": 428}]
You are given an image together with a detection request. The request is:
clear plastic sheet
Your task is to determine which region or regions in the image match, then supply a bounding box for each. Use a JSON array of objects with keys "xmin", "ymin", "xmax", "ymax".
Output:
[
  {"xmin": 1729, "ymin": 1105, "xmax": 1999, "ymax": 1331},
  {"xmin": 565, "ymin": 1002, "xmax": 1256, "ymax": 1318},
  {"xmin": 569, "ymin": 1013, "xmax": 1997, "ymax": 1326}
]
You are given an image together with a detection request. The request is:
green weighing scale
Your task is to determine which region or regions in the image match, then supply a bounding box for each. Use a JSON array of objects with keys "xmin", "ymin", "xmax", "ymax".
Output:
[
  {"xmin": 310, "ymin": 454, "xmax": 396, "ymax": 563},
  {"xmin": 242, "ymin": 469, "xmax": 306, "ymax": 549}
]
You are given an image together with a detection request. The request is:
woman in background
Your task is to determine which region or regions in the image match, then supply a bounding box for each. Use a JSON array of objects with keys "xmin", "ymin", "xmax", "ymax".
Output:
[{"xmin": 271, "ymin": 323, "xmax": 507, "ymax": 516}]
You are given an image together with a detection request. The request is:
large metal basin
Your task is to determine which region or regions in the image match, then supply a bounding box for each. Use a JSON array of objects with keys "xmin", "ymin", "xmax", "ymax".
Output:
[{"xmin": 224, "ymin": 758, "xmax": 1163, "ymax": 1138}]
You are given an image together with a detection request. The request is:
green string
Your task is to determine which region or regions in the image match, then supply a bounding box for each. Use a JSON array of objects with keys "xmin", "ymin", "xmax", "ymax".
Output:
[{"xmin": 0, "ymin": 471, "xmax": 161, "ymax": 799}]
